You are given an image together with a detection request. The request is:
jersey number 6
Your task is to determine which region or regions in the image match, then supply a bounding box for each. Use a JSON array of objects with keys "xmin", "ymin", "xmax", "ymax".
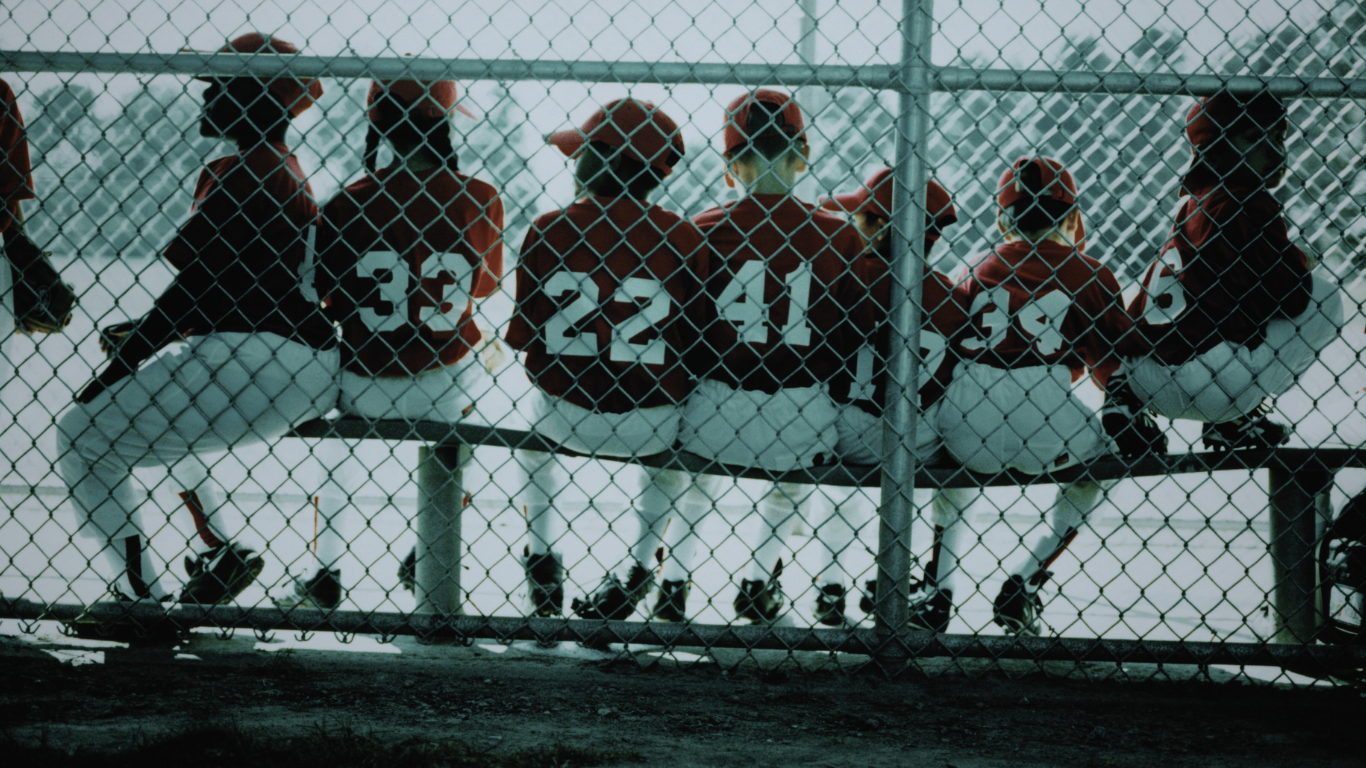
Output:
[{"xmin": 544, "ymin": 270, "xmax": 670, "ymax": 365}]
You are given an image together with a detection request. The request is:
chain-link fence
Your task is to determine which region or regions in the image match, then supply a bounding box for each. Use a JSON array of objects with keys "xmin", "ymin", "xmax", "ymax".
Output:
[{"xmin": 2, "ymin": 0, "xmax": 1366, "ymax": 683}]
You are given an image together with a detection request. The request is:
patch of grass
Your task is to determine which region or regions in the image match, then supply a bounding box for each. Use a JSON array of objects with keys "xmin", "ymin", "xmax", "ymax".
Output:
[{"xmin": 7, "ymin": 724, "xmax": 640, "ymax": 768}]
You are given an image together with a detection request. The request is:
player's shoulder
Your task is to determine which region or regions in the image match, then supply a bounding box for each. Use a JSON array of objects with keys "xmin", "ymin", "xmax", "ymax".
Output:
[
  {"xmin": 691, "ymin": 199, "xmax": 740, "ymax": 228},
  {"xmin": 451, "ymin": 171, "xmax": 500, "ymax": 204},
  {"xmin": 1192, "ymin": 184, "xmax": 1281, "ymax": 222},
  {"xmin": 0, "ymin": 78, "xmax": 16, "ymax": 107},
  {"xmin": 324, "ymin": 174, "xmax": 380, "ymax": 214}
]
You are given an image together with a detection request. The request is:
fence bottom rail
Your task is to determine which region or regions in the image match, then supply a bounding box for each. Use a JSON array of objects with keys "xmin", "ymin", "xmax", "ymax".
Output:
[{"xmin": 5, "ymin": 598, "xmax": 1363, "ymax": 675}]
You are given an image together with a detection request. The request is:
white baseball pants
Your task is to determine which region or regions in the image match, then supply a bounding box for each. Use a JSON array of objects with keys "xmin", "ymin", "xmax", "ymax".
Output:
[
  {"xmin": 310, "ymin": 356, "xmax": 490, "ymax": 569},
  {"xmin": 1129, "ymin": 273, "xmax": 1346, "ymax": 422},
  {"xmin": 680, "ymin": 378, "xmax": 839, "ymax": 472},
  {"xmin": 938, "ymin": 362, "xmax": 1107, "ymax": 475},
  {"xmin": 57, "ymin": 332, "xmax": 340, "ymax": 545}
]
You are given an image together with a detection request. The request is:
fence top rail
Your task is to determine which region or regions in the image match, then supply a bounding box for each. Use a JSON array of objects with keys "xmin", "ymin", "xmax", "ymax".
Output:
[
  {"xmin": 4, "ymin": 50, "xmax": 1364, "ymax": 99},
  {"xmin": 287, "ymin": 417, "xmax": 1365, "ymax": 488}
]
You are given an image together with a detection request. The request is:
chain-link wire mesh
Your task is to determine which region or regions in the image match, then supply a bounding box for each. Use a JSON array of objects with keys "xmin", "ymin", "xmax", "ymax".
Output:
[{"xmin": 2, "ymin": 0, "xmax": 1366, "ymax": 684}]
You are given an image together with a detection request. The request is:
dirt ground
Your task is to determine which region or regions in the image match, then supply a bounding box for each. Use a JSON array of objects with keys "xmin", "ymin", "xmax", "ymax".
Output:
[{"xmin": 1, "ymin": 623, "xmax": 1363, "ymax": 768}]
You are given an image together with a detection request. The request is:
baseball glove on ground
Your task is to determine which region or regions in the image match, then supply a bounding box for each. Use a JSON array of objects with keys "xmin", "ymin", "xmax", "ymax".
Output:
[{"xmin": 12, "ymin": 252, "xmax": 76, "ymax": 335}]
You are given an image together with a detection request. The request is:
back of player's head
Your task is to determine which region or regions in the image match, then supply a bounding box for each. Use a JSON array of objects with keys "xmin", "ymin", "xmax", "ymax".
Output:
[
  {"xmin": 191, "ymin": 32, "xmax": 324, "ymax": 119},
  {"xmin": 996, "ymin": 156, "xmax": 1078, "ymax": 240},
  {"xmin": 1182, "ymin": 91, "xmax": 1288, "ymax": 190},
  {"xmin": 549, "ymin": 98, "xmax": 683, "ymax": 199},
  {"xmin": 364, "ymin": 79, "xmax": 472, "ymax": 174},
  {"xmin": 1185, "ymin": 91, "xmax": 1287, "ymax": 148},
  {"xmin": 823, "ymin": 168, "xmax": 957, "ymax": 231},
  {"xmin": 723, "ymin": 89, "xmax": 807, "ymax": 163}
]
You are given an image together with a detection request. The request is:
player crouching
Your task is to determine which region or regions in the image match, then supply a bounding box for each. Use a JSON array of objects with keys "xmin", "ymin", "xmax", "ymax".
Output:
[
  {"xmin": 1125, "ymin": 91, "xmax": 1345, "ymax": 450},
  {"xmin": 505, "ymin": 98, "xmax": 716, "ymax": 621},
  {"xmin": 924, "ymin": 157, "xmax": 1157, "ymax": 636},
  {"xmin": 679, "ymin": 89, "xmax": 868, "ymax": 623},
  {"xmin": 56, "ymin": 33, "xmax": 339, "ymax": 618},
  {"xmin": 282, "ymin": 79, "xmax": 503, "ymax": 609}
]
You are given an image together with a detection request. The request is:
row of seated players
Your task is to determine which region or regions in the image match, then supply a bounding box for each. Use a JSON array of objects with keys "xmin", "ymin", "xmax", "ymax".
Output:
[{"xmin": 2, "ymin": 33, "xmax": 1341, "ymax": 637}]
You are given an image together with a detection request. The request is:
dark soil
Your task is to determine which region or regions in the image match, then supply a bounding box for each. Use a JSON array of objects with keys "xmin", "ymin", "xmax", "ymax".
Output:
[{"xmin": 1, "ymin": 628, "xmax": 1362, "ymax": 767}]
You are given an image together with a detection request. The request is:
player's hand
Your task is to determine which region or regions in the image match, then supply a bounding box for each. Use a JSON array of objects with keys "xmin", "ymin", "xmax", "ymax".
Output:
[
  {"xmin": 475, "ymin": 322, "xmax": 507, "ymax": 374},
  {"xmin": 98, "ymin": 321, "xmax": 137, "ymax": 358},
  {"xmin": 13, "ymin": 252, "xmax": 77, "ymax": 335}
]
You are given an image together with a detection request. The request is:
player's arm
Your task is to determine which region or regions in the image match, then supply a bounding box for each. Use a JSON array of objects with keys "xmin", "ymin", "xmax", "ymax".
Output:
[
  {"xmin": 468, "ymin": 193, "xmax": 505, "ymax": 301},
  {"xmin": 78, "ymin": 172, "xmax": 263, "ymax": 403},
  {"xmin": 503, "ymin": 223, "xmax": 547, "ymax": 352}
]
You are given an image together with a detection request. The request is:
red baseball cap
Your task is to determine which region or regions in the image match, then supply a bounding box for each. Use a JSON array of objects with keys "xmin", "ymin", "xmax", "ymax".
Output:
[
  {"xmin": 722, "ymin": 89, "xmax": 807, "ymax": 155},
  {"xmin": 997, "ymin": 156, "xmax": 1078, "ymax": 208},
  {"xmin": 1185, "ymin": 92, "xmax": 1288, "ymax": 147},
  {"xmin": 188, "ymin": 33, "xmax": 324, "ymax": 118},
  {"xmin": 548, "ymin": 98, "xmax": 684, "ymax": 175},
  {"xmin": 822, "ymin": 168, "xmax": 957, "ymax": 228},
  {"xmin": 367, "ymin": 80, "xmax": 476, "ymax": 122}
]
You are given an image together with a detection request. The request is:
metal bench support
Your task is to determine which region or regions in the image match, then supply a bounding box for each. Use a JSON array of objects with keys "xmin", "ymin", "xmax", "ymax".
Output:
[
  {"xmin": 1268, "ymin": 465, "xmax": 1332, "ymax": 644},
  {"xmin": 415, "ymin": 443, "xmax": 471, "ymax": 616}
]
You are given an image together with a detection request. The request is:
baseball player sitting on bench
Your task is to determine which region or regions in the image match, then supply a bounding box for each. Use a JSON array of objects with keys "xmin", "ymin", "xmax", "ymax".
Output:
[
  {"xmin": 922, "ymin": 156, "xmax": 1157, "ymax": 636},
  {"xmin": 678, "ymin": 88, "xmax": 868, "ymax": 624},
  {"xmin": 279, "ymin": 78, "xmax": 503, "ymax": 609},
  {"xmin": 57, "ymin": 33, "xmax": 340, "ymax": 610},
  {"xmin": 1124, "ymin": 91, "xmax": 1345, "ymax": 449},
  {"xmin": 809, "ymin": 169, "xmax": 972, "ymax": 626},
  {"xmin": 505, "ymin": 98, "xmax": 716, "ymax": 620}
]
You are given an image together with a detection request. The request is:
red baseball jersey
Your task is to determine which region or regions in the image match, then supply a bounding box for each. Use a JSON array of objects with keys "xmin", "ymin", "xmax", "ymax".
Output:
[
  {"xmin": 158, "ymin": 143, "xmax": 333, "ymax": 349},
  {"xmin": 1128, "ymin": 185, "xmax": 1311, "ymax": 363},
  {"xmin": 691, "ymin": 194, "xmax": 866, "ymax": 393},
  {"xmin": 843, "ymin": 261, "xmax": 969, "ymax": 417},
  {"xmin": 0, "ymin": 78, "xmax": 35, "ymax": 234},
  {"xmin": 506, "ymin": 196, "xmax": 711, "ymax": 413},
  {"xmin": 954, "ymin": 240, "xmax": 1135, "ymax": 384},
  {"xmin": 316, "ymin": 168, "xmax": 503, "ymax": 377}
]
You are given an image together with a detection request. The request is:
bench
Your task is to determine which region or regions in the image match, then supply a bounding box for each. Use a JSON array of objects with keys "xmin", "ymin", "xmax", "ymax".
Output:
[
  {"xmin": 275, "ymin": 417, "xmax": 1366, "ymax": 669},
  {"xmin": 7, "ymin": 417, "xmax": 1362, "ymax": 672}
]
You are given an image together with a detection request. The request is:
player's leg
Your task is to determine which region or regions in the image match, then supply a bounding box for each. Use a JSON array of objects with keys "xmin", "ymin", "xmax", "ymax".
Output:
[
  {"xmin": 166, "ymin": 453, "xmax": 266, "ymax": 605},
  {"xmin": 57, "ymin": 334, "xmax": 338, "ymax": 606},
  {"xmin": 652, "ymin": 471, "xmax": 721, "ymax": 622},
  {"xmin": 992, "ymin": 478, "xmax": 1111, "ymax": 636},
  {"xmin": 516, "ymin": 447, "xmax": 567, "ymax": 617},
  {"xmin": 575, "ymin": 464, "xmax": 690, "ymax": 621},
  {"xmin": 907, "ymin": 486, "xmax": 976, "ymax": 633},
  {"xmin": 734, "ymin": 481, "xmax": 804, "ymax": 623},
  {"xmin": 277, "ymin": 436, "xmax": 357, "ymax": 609},
  {"xmin": 808, "ymin": 485, "xmax": 864, "ymax": 625}
]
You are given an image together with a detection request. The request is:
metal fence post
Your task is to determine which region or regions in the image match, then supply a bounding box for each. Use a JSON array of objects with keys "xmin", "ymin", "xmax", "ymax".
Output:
[
  {"xmin": 415, "ymin": 443, "xmax": 471, "ymax": 616},
  {"xmin": 1268, "ymin": 465, "xmax": 1331, "ymax": 644},
  {"xmin": 874, "ymin": 0, "xmax": 936, "ymax": 664}
]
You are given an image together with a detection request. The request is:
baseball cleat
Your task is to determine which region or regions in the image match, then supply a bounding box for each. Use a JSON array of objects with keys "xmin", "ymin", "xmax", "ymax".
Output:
[
  {"xmin": 1201, "ymin": 402, "xmax": 1290, "ymax": 452},
  {"xmin": 814, "ymin": 583, "xmax": 847, "ymax": 627},
  {"xmin": 1101, "ymin": 373, "xmax": 1168, "ymax": 458},
  {"xmin": 65, "ymin": 589, "xmax": 180, "ymax": 645},
  {"xmin": 180, "ymin": 543, "xmax": 264, "ymax": 605},
  {"xmin": 734, "ymin": 577, "xmax": 785, "ymax": 624},
  {"xmin": 906, "ymin": 587, "xmax": 953, "ymax": 633},
  {"xmin": 652, "ymin": 579, "xmax": 690, "ymax": 622},
  {"xmin": 524, "ymin": 549, "xmax": 566, "ymax": 618},
  {"xmin": 572, "ymin": 561, "xmax": 651, "ymax": 621},
  {"xmin": 859, "ymin": 579, "xmax": 878, "ymax": 615},
  {"xmin": 993, "ymin": 573, "xmax": 1046, "ymax": 637},
  {"xmin": 398, "ymin": 547, "xmax": 416, "ymax": 593},
  {"xmin": 275, "ymin": 567, "xmax": 342, "ymax": 610}
]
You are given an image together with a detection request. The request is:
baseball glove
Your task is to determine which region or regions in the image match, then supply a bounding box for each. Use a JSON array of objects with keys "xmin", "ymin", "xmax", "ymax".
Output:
[{"xmin": 12, "ymin": 251, "xmax": 77, "ymax": 335}]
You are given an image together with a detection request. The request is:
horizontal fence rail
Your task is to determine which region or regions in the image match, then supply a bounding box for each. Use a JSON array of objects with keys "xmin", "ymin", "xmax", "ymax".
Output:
[{"xmin": 5, "ymin": 50, "xmax": 1366, "ymax": 97}]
